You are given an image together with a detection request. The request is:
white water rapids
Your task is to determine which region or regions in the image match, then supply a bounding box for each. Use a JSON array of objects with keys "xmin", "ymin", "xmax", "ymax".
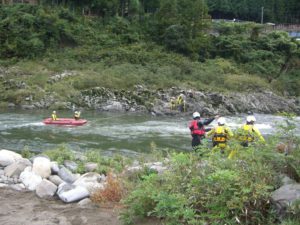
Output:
[{"xmin": 0, "ymin": 110, "xmax": 299, "ymax": 156}]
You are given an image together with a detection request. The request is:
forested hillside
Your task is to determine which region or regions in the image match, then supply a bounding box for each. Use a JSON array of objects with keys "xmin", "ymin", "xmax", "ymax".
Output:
[{"xmin": 0, "ymin": 1, "xmax": 299, "ymax": 108}]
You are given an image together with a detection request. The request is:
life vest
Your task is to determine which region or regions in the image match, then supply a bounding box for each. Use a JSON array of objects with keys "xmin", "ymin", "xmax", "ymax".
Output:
[
  {"xmin": 213, "ymin": 126, "xmax": 228, "ymax": 143},
  {"xmin": 189, "ymin": 120, "xmax": 205, "ymax": 136},
  {"xmin": 51, "ymin": 114, "xmax": 57, "ymax": 120},
  {"xmin": 170, "ymin": 99, "xmax": 176, "ymax": 110},
  {"xmin": 239, "ymin": 124, "xmax": 255, "ymax": 142},
  {"xmin": 177, "ymin": 95, "xmax": 184, "ymax": 105}
]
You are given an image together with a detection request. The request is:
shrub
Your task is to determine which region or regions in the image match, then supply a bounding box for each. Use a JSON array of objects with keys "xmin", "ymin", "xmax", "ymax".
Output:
[
  {"xmin": 91, "ymin": 173, "xmax": 124, "ymax": 203},
  {"xmin": 122, "ymin": 147, "xmax": 279, "ymax": 224},
  {"xmin": 43, "ymin": 145, "xmax": 74, "ymax": 164},
  {"xmin": 21, "ymin": 146, "xmax": 35, "ymax": 158},
  {"xmin": 223, "ymin": 74, "xmax": 270, "ymax": 92}
]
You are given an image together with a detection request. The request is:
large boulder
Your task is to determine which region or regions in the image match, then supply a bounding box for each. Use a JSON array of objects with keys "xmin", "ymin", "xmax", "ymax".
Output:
[
  {"xmin": 73, "ymin": 172, "xmax": 105, "ymax": 194},
  {"xmin": 36, "ymin": 179, "xmax": 57, "ymax": 198},
  {"xmin": 20, "ymin": 167, "xmax": 42, "ymax": 191},
  {"xmin": 0, "ymin": 150, "xmax": 22, "ymax": 167},
  {"xmin": 48, "ymin": 175, "xmax": 64, "ymax": 186},
  {"xmin": 58, "ymin": 166, "xmax": 77, "ymax": 183},
  {"xmin": 32, "ymin": 157, "xmax": 51, "ymax": 178},
  {"xmin": 57, "ymin": 183, "xmax": 89, "ymax": 203},
  {"xmin": 4, "ymin": 158, "xmax": 31, "ymax": 178},
  {"xmin": 84, "ymin": 162, "xmax": 98, "ymax": 172},
  {"xmin": 271, "ymin": 184, "xmax": 300, "ymax": 217},
  {"xmin": 63, "ymin": 160, "xmax": 78, "ymax": 172},
  {"xmin": 50, "ymin": 161, "xmax": 60, "ymax": 174}
]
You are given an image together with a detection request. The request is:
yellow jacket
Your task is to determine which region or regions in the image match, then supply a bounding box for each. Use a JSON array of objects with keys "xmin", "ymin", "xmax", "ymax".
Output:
[
  {"xmin": 51, "ymin": 113, "xmax": 57, "ymax": 120},
  {"xmin": 176, "ymin": 95, "xmax": 184, "ymax": 105},
  {"xmin": 74, "ymin": 111, "xmax": 81, "ymax": 119},
  {"xmin": 239, "ymin": 124, "xmax": 265, "ymax": 142},
  {"xmin": 207, "ymin": 125, "xmax": 233, "ymax": 143}
]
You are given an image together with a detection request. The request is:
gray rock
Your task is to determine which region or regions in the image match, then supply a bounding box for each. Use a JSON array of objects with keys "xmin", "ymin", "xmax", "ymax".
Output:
[
  {"xmin": 36, "ymin": 179, "xmax": 57, "ymax": 198},
  {"xmin": 20, "ymin": 167, "xmax": 43, "ymax": 191},
  {"xmin": 21, "ymin": 105, "xmax": 35, "ymax": 110},
  {"xmin": 271, "ymin": 184, "xmax": 300, "ymax": 217},
  {"xmin": 77, "ymin": 198, "xmax": 99, "ymax": 209},
  {"xmin": 77, "ymin": 198, "xmax": 93, "ymax": 208},
  {"xmin": 58, "ymin": 167, "xmax": 76, "ymax": 183},
  {"xmin": 50, "ymin": 161, "xmax": 60, "ymax": 174},
  {"xmin": 48, "ymin": 175, "xmax": 64, "ymax": 186},
  {"xmin": 0, "ymin": 150, "xmax": 22, "ymax": 167},
  {"xmin": 10, "ymin": 183, "xmax": 26, "ymax": 191},
  {"xmin": 0, "ymin": 170, "xmax": 4, "ymax": 176},
  {"xmin": 0, "ymin": 183, "xmax": 9, "ymax": 188},
  {"xmin": 280, "ymin": 175, "xmax": 297, "ymax": 186},
  {"xmin": 8, "ymin": 103, "xmax": 15, "ymax": 108},
  {"xmin": 4, "ymin": 160, "xmax": 30, "ymax": 178},
  {"xmin": 64, "ymin": 160, "xmax": 78, "ymax": 172},
  {"xmin": 73, "ymin": 172, "xmax": 105, "ymax": 194},
  {"xmin": 84, "ymin": 162, "xmax": 98, "ymax": 172}
]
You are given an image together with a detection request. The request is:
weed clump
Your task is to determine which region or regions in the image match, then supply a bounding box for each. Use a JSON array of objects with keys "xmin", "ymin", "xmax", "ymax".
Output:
[{"xmin": 91, "ymin": 173, "xmax": 124, "ymax": 203}]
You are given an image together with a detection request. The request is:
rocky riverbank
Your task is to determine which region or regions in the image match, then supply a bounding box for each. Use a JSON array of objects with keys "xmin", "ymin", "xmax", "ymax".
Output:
[
  {"xmin": 0, "ymin": 148, "xmax": 165, "ymax": 225},
  {"xmin": 6, "ymin": 85, "xmax": 300, "ymax": 116},
  {"xmin": 1, "ymin": 148, "xmax": 300, "ymax": 224}
]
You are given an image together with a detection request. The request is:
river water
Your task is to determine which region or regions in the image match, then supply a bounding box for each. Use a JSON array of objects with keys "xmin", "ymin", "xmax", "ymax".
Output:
[{"xmin": 0, "ymin": 110, "xmax": 299, "ymax": 156}]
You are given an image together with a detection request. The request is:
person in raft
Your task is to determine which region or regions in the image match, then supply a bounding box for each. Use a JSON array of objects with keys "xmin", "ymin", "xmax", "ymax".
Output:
[
  {"xmin": 74, "ymin": 111, "xmax": 81, "ymax": 120},
  {"xmin": 51, "ymin": 111, "xmax": 58, "ymax": 120}
]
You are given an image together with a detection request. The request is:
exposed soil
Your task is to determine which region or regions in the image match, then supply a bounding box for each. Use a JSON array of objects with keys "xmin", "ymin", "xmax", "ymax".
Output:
[{"xmin": 0, "ymin": 188, "xmax": 161, "ymax": 225}]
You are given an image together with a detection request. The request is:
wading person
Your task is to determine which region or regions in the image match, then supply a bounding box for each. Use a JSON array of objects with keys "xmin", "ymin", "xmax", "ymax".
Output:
[
  {"xmin": 189, "ymin": 112, "xmax": 217, "ymax": 150},
  {"xmin": 206, "ymin": 117, "xmax": 233, "ymax": 154},
  {"xmin": 238, "ymin": 115, "xmax": 265, "ymax": 147},
  {"xmin": 177, "ymin": 93, "xmax": 186, "ymax": 112},
  {"xmin": 169, "ymin": 97, "xmax": 177, "ymax": 110}
]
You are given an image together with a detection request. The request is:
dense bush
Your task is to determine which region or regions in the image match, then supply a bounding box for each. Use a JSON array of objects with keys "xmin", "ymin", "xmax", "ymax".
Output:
[{"xmin": 0, "ymin": 5, "xmax": 78, "ymax": 58}]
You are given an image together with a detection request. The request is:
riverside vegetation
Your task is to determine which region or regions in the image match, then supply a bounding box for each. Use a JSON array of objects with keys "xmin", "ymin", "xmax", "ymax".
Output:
[{"xmin": 0, "ymin": 3, "xmax": 299, "ymax": 110}]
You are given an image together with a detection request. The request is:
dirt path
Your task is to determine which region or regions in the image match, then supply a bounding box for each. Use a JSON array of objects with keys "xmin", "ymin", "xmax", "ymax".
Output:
[
  {"xmin": 0, "ymin": 188, "xmax": 162, "ymax": 225},
  {"xmin": 0, "ymin": 187, "xmax": 121, "ymax": 225}
]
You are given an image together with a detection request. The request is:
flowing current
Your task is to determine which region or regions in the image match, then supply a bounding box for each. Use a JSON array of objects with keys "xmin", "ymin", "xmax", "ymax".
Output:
[{"xmin": 0, "ymin": 110, "xmax": 299, "ymax": 156}]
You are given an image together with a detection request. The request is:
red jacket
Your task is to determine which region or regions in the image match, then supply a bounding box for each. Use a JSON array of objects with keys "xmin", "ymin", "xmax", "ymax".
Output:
[{"xmin": 189, "ymin": 120, "xmax": 205, "ymax": 136}]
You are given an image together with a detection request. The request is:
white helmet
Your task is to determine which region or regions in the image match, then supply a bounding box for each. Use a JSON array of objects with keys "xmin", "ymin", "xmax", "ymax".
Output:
[
  {"xmin": 193, "ymin": 112, "xmax": 200, "ymax": 119},
  {"xmin": 53, "ymin": 111, "xmax": 56, "ymax": 114},
  {"xmin": 217, "ymin": 117, "xmax": 226, "ymax": 125},
  {"xmin": 246, "ymin": 115, "xmax": 256, "ymax": 123}
]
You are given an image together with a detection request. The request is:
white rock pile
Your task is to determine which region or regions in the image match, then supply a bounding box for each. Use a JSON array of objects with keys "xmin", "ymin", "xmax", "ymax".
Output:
[{"xmin": 0, "ymin": 149, "xmax": 106, "ymax": 203}]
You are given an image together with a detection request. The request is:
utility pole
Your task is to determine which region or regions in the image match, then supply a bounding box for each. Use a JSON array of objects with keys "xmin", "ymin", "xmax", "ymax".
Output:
[{"xmin": 261, "ymin": 6, "xmax": 264, "ymax": 24}]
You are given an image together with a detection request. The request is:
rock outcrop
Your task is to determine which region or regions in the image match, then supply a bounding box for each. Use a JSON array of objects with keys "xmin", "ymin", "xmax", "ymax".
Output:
[{"xmin": 5, "ymin": 84, "xmax": 298, "ymax": 116}]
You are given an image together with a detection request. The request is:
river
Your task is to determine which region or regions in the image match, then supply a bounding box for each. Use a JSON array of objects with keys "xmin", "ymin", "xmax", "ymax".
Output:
[{"xmin": 0, "ymin": 110, "xmax": 299, "ymax": 156}]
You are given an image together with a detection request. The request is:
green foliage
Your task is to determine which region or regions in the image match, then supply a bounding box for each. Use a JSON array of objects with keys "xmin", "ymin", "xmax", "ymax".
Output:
[
  {"xmin": 0, "ymin": 5, "xmax": 78, "ymax": 58},
  {"xmin": 75, "ymin": 161, "xmax": 86, "ymax": 174},
  {"xmin": 122, "ymin": 144, "xmax": 285, "ymax": 224},
  {"xmin": 43, "ymin": 144, "xmax": 75, "ymax": 164},
  {"xmin": 224, "ymin": 74, "xmax": 270, "ymax": 92},
  {"xmin": 21, "ymin": 146, "xmax": 35, "ymax": 159},
  {"xmin": 83, "ymin": 150, "xmax": 130, "ymax": 174},
  {"xmin": 0, "ymin": 3, "xmax": 299, "ymax": 98}
]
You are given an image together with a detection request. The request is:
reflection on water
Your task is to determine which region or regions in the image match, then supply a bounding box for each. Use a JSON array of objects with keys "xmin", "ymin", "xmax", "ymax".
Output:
[{"xmin": 0, "ymin": 109, "xmax": 299, "ymax": 156}]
